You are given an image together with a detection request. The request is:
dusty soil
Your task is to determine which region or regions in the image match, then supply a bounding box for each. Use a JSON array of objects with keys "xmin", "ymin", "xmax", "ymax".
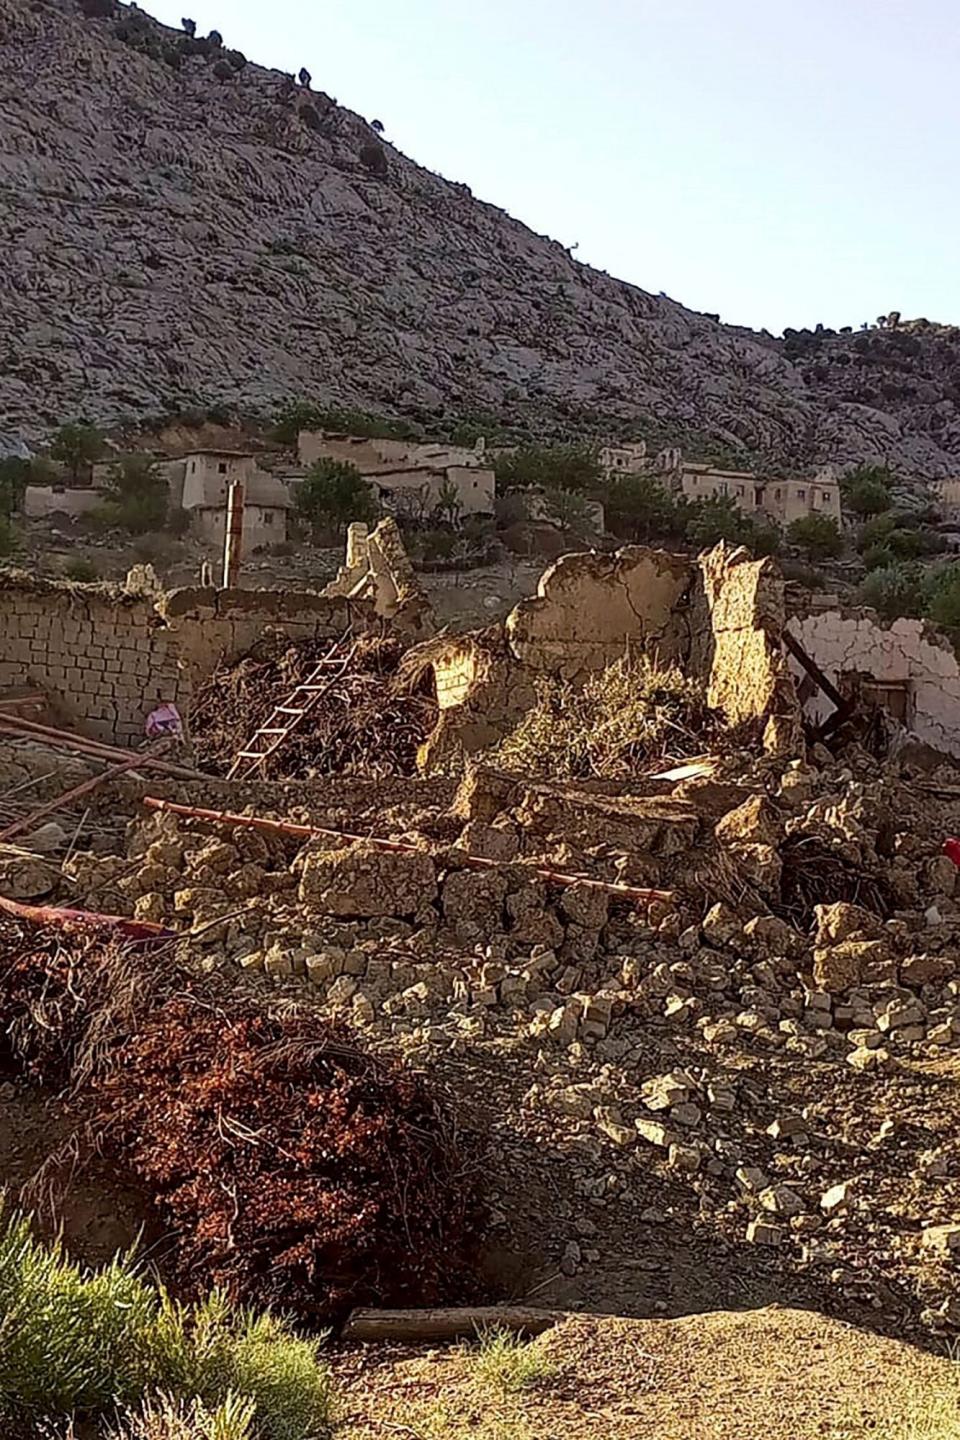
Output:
[
  {"xmin": 335, "ymin": 1304, "xmax": 954, "ymax": 1439},
  {"xmin": 0, "ymin": 1087, "xmax": 163, "ymax": 1269}
]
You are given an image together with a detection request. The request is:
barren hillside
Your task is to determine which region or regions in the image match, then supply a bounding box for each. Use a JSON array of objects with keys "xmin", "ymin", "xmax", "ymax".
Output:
[{"xmin": 2, "ymin": 0, "xmax": 960, "ymax": 478}]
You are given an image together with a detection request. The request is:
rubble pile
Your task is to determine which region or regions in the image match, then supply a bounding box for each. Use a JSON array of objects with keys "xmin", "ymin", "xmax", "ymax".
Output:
[
  {"xmin": 190, "ymin": 632, "xmax": 438, "ymax": 779},
  {"xmin": 33, "ymin": 737, "xmax": 960, "ymax": 1334}
]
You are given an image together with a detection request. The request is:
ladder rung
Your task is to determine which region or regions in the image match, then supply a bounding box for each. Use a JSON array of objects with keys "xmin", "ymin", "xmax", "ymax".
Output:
[
  {"xmin": 236, "ymin": 750, "xmax": 268, "ymax": 760},
  {"xmin": 276, "ymin": 706, "xmax": 306, "ymax": 715},
  {"xmin": 296, "ymin": 686, "xmax": 328, "ymax": 693},
  {"xmin": 257, "ymin": 728, "xmax": 287, "ymax": 735}
]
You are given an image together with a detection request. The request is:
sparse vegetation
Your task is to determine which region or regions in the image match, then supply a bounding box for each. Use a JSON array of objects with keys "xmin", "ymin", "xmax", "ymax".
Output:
[
  {"xmin": 857, "ymin": 562, "xmax": 925, "ymax": 620},
  {"xmin": 359, "ymin": 142, "xmax": 388, "ymax": 176},
  {"xmin": 787, "ymin": 512, "xmax": 844, "ymax": 560},
  {"xmin": 294, "ymin": 458, "xmax": 378, "ymax": 534},
  {"xmin": 543, "ymin": 485, "xmax": 592, "ymax": 535},
  {"xmin": 0, "ymin": 456, "xmax": 30, "ymax": 519},
  {"xmin": 271, "ymin": 400, "xmax": 419, "ymax": 445},
  {"xmin": 0, "ymin": 1209, "xmax": 332, "ymax": 1438},
  {"xmin": 470, "ymin": 1329, "xmax": 558, "ymax": 1395},
  {"xmin": 493, "ymin": 654, "xmax": 714, "ymax": 780}
]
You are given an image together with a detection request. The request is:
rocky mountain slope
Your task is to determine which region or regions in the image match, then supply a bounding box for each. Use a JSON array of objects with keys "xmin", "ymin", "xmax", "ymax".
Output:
[{"xmin": 2, "ymin": 0, "xmax": 960, "ymax": 477}]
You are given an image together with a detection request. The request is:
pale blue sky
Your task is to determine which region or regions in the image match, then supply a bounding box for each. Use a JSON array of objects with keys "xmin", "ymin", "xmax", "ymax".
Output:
[{"xmin": 147, "ymin": 0, "xmax": 960, "ymax": 333}]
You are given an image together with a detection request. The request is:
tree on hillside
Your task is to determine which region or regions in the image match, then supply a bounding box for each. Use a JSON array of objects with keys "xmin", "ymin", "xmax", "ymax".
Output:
[
  {"xmin": 544, "ymin": 485, "xmax": 591, "ymax": 535},
  {"xmin": 685, "ymin": 495, "xmax": 780, "ymax": 555},
  {"xmin": 99, "ymin": 453, "xmax": 169, "ymax": 534},
  {"xmin": 787, "ymin": 513, "xmax": 844, "ymax": 560},
  {"xmin": 841, "ymin": 463, "xmax": 894, "ymax": 518},
  {"xmin": 494, "ymin": 444, "xmax": 603, "ymax": 495},
  {"xmin": 602, "ymin": 473, "xmax": 686, "ymax": 543},
  {"xmin": 435, "ymin": 476, "xmax": 462, "ymax": 526},
  {"xmin": 0, "ymin": 458, "xmax": 30, "ymax": 521},
  {"xmin": 49, "ymin": 424, "xmax": 105, "ymax": 484},
  {"xmin": 922, "ymin": 565, "xmax": 960, "ymax": 631},
  {"xmin": 295, "ymin": 459, "xmax": 377, "ymax": 535}
]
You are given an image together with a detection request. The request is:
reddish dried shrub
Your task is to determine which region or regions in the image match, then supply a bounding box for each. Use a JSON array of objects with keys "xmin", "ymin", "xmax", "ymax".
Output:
[{"xmin": 0, "ymin": 920, "xmax": 482, "ymax": 1323}]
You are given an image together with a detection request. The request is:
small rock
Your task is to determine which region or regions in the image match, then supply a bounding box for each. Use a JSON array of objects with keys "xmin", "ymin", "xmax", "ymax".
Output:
[{"xmin": 746, "ymin": 1218, "xmax": 783, "ymax": 1247}]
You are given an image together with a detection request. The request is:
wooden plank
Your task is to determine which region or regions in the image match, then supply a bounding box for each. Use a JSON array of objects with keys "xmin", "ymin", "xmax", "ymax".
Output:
[{"xmin": 341, "ymin": 1305, "xmax": 563, "ymax": 1344}]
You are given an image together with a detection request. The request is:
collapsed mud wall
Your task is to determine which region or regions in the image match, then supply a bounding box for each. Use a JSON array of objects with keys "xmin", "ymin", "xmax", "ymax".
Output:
[
  {"xmin": 788, "ymin": 609, "xmax": 960, "ymax": 759},
  {"xmin": 0, "ymin": 572, "xmax": 384, "ymax": 744},
  {"xmin": 421, "ymin": 543, "xmax": 801, "ymax": 771}
]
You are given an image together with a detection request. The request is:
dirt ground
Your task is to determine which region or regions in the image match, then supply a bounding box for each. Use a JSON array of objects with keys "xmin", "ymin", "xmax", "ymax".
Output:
[{"xmin": 334, "ymin": 1304, "xmax": 956, "ymax": 1439}]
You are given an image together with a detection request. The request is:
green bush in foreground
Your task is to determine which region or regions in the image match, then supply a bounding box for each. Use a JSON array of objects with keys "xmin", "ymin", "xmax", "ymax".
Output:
[{"xmin": 0, "ymin": 1212, "xmax": 331, "ymax": 1439}]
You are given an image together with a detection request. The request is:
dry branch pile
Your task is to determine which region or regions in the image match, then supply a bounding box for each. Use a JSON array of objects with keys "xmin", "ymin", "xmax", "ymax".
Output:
[
  {"xmin": 190, "ymin": 634, "xmax": 438, "ymax": 780},
  {"xmin": 0, "ymin": 915, "xmax": 481, "ymax": 1324}
]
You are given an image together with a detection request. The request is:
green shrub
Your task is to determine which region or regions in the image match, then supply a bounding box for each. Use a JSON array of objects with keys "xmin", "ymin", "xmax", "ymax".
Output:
[
  {"xmin": 862, "ymin": 544, "xmax": 896, "ymax": 572},
  {"xmin": 922, "ymin": 565, "xmax": 960, "ymax": 630},
  {"xmin": 786, "ymin": 512, "xmax": 843, "ymax": 560},
  {"xmin": 470, "ymin": 1329, "xmax": 557, "ymax": 1395},
  {"xmin": 493, "ymin": 444, "xmax": 602, "ymax": 495},
  {"xmin": 0, "ymin": 1211, "xmax": 332, "ymax": 1437},
  {"xmin": 857, "ymin": 562, "xmax": 925, "ymax": 620},
  {"xmin": 63, "ymin": 557, "xmax": 98, "ymax": 582},
  {"xmin": 270, "ymin": 401, "xmax": 418, "ymax": 445},
  {"xmin": 543, "ymin": 485, "xmax": 592, "ymax": 534},
  {"xmin": 295, "ymin": 458, "xmax": 377, "ymax": 533}
]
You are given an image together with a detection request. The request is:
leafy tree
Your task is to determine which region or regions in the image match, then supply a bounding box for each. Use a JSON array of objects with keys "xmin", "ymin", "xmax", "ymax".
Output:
[
  {"xmin": 99, "ymin": 453, "xmax": 169, "ymax": 534},
  {"xmin": 49, "ymin": 423, "xmax": 105, "ymax": 483},
  {"xmin": 544, "ymin": 486, "xmax": 591, "ymax": 535},
  {"xmin": 858, "ymin": 511, "xmax": 897, "ymax": 551},
  {"xmin": 0, "ymin": 515, "xmax": 14, "ymax": 557},
  {"xmin": 295, "ymin": 459, "xmax": 377, "ymax": 534},
  {"xmin": 64, "ymin": 556, "xmax": 99, "ymax": 582},
  {"xmin": 684, "ymin": 495, "xmax": 780, "ymax": 555},
  {"xmin": 271, "ymin": 400, "xmax": 419, "ymax": 445},
  {"xmin": 494, "ymin": 444, "xmax": 603, "ymax": 495},
  {"xmin": 298, "ymin": 67, "xmax": 312, "ymax": 87},
  {"xmin": 212, "ymin": 58, "xmax": 234, "ymax": 79},
  {"xmin": 602, "ymin": 473, "xmax": 685, "ymax": 542},
  {"xmin": 862, "ymin": 544, "xmax": 897, "ymax": 572},
  {"xmin": 841, "ymin": 463, "xmax": 894, "ymax": 518},
  {"xmin": 435, "ymin": 476, "xmax": 462, "ymax": 526},
  {"xmin": 787, "ymin": 512, "xmax": 844, "ymax": 560},
  {"xmin": 857, "ymin": 562, "xmax": 925, "ymax": 621},
  {"xmin": 0, "ymin": 457, "xmax": 30, "ymax": 520},
  {"xmin": 80, "ymin": 0, "xmax": 116, "ymax": 16},
  {"xmin": 207, "ymin": 28, "xmax": 223, "ymax": 46},
  {"xmin": 359, "ymin": 142, "xmax": 388, "ymax": 176},
  {"xmin": 181, "ymin": 16, "xmax": 197, "ymax": 36}
]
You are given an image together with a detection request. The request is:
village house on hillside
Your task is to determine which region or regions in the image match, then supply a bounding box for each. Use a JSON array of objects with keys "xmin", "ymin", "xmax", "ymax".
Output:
[
  {"xmin": 296, "ymin": 431, "xmax": 496, "ymax": 518},
  {"xmin": 600, "ymin": 440, "xmax": 843, "ymax": 528},
  {"xmin": 158, "ymin": 449, "xmax": 292, "ymax": 554}
]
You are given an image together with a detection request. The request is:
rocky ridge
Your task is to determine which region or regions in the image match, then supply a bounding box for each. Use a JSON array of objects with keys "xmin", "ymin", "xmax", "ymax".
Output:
[{"xmin": 2, "ymin": 0, "xmax": 960, "ymax": 479}]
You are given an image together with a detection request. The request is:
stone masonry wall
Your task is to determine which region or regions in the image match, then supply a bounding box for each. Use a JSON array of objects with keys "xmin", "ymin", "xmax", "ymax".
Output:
[{"xmin": 0, "ymin": 575, "xmax": 380, "ymax": 745}]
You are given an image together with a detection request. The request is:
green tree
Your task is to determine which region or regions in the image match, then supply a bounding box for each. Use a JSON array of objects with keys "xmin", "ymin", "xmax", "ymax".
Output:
[
  {"xmin": 841, "ymin": 463, "xmax": 894, "ymax": 518},
  {"xmin": 857, "ymin": 562, "xmax": 925, "ymax": 621},
  {"xmin": 295, "ymin": 459, "xmax": 377, "ymax": 534},
  {"xmin": 602, "ymin": 474, "xmax": 686, "ymax": 542},
  {"xmin": 685, "ymin": 495, "xmax": 780, "ymax": 555},
  {"xmin": 0, "ymin": 515, "xmax": 14, "ymax": 557},
  {"xmin": 435, "ymin": 475, "xmax": 462, "ymax": 526},
  {"xmin": 494, "ymin": 443, "xmax": 603, "ymax": 495},
  {"xmin": 787, "ymin": 512, "xmax": 844, "ymax": 560},
  {"xmin": 0, "ymin": 457, "xmax": 29, "ymax": 520},
  {"xmin": 99, "ymin": 453, "xmax": 169, "ymax": 534},
  {"xmin": 49, "ymin": 423, "xmax": 105, "ymax": 483},
  {"xmin": 544, "ymin": 485, "xmax": 591, "ymax": 534}
]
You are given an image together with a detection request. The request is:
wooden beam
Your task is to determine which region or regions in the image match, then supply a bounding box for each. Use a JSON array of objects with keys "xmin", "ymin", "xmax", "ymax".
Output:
[{"xmin": 341, "ymin": 1305, "xmax": 563, "ymax": 1344}]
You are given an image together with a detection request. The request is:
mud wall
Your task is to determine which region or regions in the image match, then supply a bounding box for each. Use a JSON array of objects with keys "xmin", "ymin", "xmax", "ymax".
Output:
[{"xmin": 0, "ymin": 574, "xmax": 379, "ymax": 744}]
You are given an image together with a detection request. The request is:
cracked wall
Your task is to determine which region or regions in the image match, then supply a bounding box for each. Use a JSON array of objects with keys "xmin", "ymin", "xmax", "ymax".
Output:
[
  {"xmin": 788, "ymin": 609, "xmax": 960, "ymax": 759},
  {"xmin": 0, "ymin": 574, "xmax": 382, "ymax": 745},
  {"xmin": 422, "ymin": 543, "xmax": 801, "ymax": 771}
]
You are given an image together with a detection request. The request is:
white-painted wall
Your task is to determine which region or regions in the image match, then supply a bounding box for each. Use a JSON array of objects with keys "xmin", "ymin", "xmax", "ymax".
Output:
[{"xmin": 787, "ymin": 610, "xmax": 960, "ymax": 758}]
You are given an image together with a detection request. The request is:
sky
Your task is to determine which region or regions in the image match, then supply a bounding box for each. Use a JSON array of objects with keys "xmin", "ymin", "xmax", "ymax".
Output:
[{"xmin": 147, "ymin": 0, "xmax": 960, "ymax": 334}]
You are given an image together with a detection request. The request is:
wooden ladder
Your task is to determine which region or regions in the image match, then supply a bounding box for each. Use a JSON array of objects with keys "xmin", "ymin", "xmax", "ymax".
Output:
[{"xmin": 226, "ymin": 638, "xmax": 356, "ymax": 782}]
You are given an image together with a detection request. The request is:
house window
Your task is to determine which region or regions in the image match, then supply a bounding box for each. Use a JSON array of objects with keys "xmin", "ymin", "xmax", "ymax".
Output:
[
  {"xmin": 218, "ymin": 462, "xmax": 228, "ymax": 474},
  {"xmin": 797, "ymin": 487, "xmax": 806, "ymax": 499},
  {"xmin": 775, "ymin": 488, "xmax": 782, "ymax": 499},
  {"xmin": 736, "ymin": 486, "xmax": 743, "ymax": 496},
  {"xmin": 718, "ymin": 482, "xmax": 728, "ymax": 496},
  {"xmin": 263, "ymin": 510, "xmax": 274, "ymax": 524}
]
